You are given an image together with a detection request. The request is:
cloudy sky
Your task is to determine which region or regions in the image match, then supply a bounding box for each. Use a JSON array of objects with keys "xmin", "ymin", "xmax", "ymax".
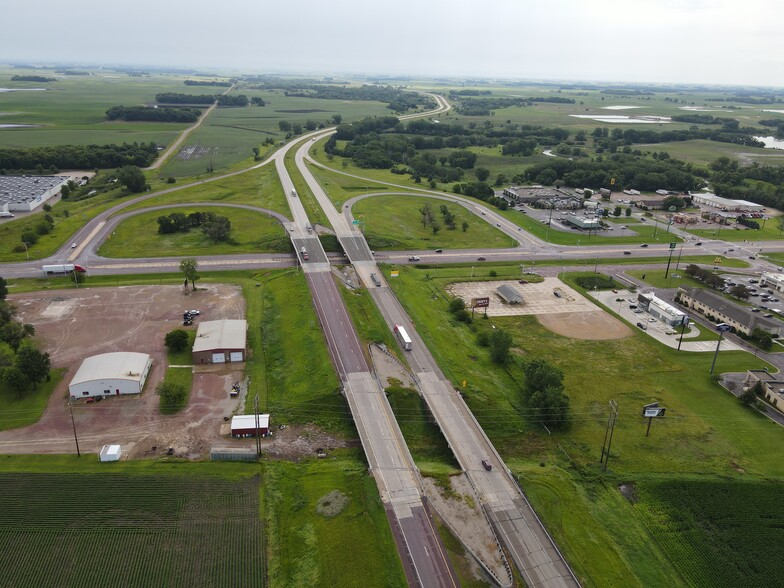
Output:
[{"xmin": 2, "ymin": 0, "xmax": 781, "ymax": 87}]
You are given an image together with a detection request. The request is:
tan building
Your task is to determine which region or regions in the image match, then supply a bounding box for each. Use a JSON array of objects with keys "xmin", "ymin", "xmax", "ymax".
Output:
[
  {"xmin": 676, "ymin": 287, "xmax": 782, "ymax": 337},
  {"xmin": 744, "ymin": 370, "xmax": 784, "ymax": 414},
  {"xmin": 192, "ymin": 319, "xmax": 247, "ymax": 364}
]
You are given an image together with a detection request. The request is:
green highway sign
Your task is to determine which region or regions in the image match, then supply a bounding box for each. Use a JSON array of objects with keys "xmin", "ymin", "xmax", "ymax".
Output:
[{"xmin": 669, "ymin": 242, "xmax": 677, "ymax": 249}]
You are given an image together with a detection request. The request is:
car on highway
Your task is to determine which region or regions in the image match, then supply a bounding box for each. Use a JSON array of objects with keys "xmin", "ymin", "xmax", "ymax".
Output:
[
  {"xmin": 435, "ymin": 249, "xmax": 443, "ymax": 253},
  {"xmin": 636, "ymin": 322, "xmax": 647, "ymax": 330},
  {"xmin": 623, "ymin": 251, "xmax": 631, "ymax": 255},
  {"xmin": 495, "ymin": 223, "xmax": 501, "ymax": 227},
  {"xmin": 696, "ymin": 242, "xmax": 702, "ymax": 246},
  {"xmin": 749, "ymin": 255, "xmax": 756, "ymax": 260},
  {"xmin": 71, "ymin": 242, "xmax": 77, "ymax": 248},
  {"xmin": 408, "ymin": 256, "xmax": 420, "ymax": 261},
  {"xmin": 481, "ymin": 460, "xmax": 492, "ymax": 471},
  {"xmin": 477, "ymin": 256, "xmax": 486, "ymax": 261},
  {"xmin": 640, "ymin": 243, "xmax": 648, "ymax": 248}
]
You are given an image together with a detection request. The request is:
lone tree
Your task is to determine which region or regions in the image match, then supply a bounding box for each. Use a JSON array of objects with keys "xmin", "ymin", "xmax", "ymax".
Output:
[
  {"xmin": 180, "ymin": 258, "xmax": 200, "ymax": 291},
  {"xmin": 116, "ymin": 165, "xmax": 147, "ymax": 193},
  {"xmin": 14, "ymin": 344, "xmax": 50, "ymax": 389},
  {"xmin": 164, "ymin": 329, "xmax": 189, "ymax": 353},
  {"xmin": 523, "ymin": 358, "xmax": 571, "ymax": 429},
  {"xmin": 0, "ymin": 366, "xmax": 29, "ymax": 398},
  {"xmin": 489, "ymin": 329, "xmax": 513, "ymax": 364},
  {"xmin": 740, "ymin": 381, "xmax": 763, "ymax": 407}
]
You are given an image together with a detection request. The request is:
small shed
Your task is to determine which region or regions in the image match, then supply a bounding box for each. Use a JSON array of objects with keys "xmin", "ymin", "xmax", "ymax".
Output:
[
  {"xmin": 496, "ymin": 284, "xmax": 524, "ymax": 305},
  {"xmin": 99, "ymin": 445, "xmax": 122, "ymax": 462},
  {"xmin": 192, "ymin": 319, "xmax": 247, "ymax": 364},
  {"xmin": 231, "ymin": 414, "xmax": 270, "ymax": 438}
]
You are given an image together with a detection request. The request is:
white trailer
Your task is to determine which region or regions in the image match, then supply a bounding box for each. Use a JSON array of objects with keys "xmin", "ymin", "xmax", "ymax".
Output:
[
  {"xmin": 394, "ymin": 324, "xmax": 412, "ymax": 351},
  {"xmin": 42, "ymin": 263, "xmax": 87, "ymax": 275}
]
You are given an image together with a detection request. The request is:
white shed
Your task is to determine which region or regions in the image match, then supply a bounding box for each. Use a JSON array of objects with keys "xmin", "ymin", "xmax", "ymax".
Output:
[
  {"xmin": 68, "ymin": 352, "xmax": 152, "ymax": 399},
  {"xmin": 99, "ymin": 445, "xmax": 122, "ymax": 462}
]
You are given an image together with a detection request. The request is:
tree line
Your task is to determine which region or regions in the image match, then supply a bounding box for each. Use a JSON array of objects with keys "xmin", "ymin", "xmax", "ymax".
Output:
[
  {"xmin": 0, "ymin": 277, "xmax": 51, "ymax": 399},
  {"xmin": 184, "ymin": 80, "xmax": 232, "ymax": 87},
  {"xmin": 216, "ymin": 95, "xmax": 249, "ymax": 107},
  {"xmin": 155, "ymin": 93, "xmax": 216, "ymax": 105},
  {"xmin": 0, "ymin": 142, "xmax": 159, "ymax": 171},
  {"xmin": 275, "ymin": 84, "xmax": 435, "ymax": 112},
  {"xmin": 11, "ymin": 75, "xmax": 55, "ymax": 82},
  {"xmin": 106, "ymin": 105, "xmax": 201, "ymax": 123}
]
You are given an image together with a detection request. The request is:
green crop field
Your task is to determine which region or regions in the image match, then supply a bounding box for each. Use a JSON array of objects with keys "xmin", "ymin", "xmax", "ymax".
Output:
[
  {"xmin": 384, "ymin": 263, "xmax": 784, "ymax": 585},
  {"xmin": 0, "ymin": 471, "xmax": 265, "ymax": 587},
  {"xmin": 98, "ymin": 206, "xmax": 289, "ymax": 258}
]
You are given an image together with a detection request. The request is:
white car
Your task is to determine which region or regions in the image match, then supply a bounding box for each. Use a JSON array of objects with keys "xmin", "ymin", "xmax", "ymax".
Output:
[
  {"xmin": 187, "ymin": 310, "xmax": 200, "ymax": 316},
  {"xmin": 71, "ymin": 242, "xmax": 77, "ymax": 248},
  {"xmin": 408, "ymin": 256, "xmax": 420, "ymax": 261}
]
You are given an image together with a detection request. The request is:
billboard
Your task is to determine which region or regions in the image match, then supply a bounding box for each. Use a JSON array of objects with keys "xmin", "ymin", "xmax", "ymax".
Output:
[{"xmin": 471, "ymin": 297, "xmax": 490, "ymax": 308}]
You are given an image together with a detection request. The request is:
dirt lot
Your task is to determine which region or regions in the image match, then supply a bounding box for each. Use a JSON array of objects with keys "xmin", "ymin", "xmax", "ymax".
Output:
[
  {"xmin": 448, "ymin": 276, "xmax": 631, "ymax": 340},
  {"xmin": 0, "ymin": 284, "xmax": 250, "ymax": 457}
]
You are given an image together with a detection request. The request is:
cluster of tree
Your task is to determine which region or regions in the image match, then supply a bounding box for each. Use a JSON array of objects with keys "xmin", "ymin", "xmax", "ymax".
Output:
[
  {"xmin": 710, "ymin": 156, "xmax": 784, "ymax": 210},
  {"xmin": 184, "ymin": 80, "xmax": 231, "ymax": 87},
  {"xmin": 452, "ymin": 95, "xmax": 575, "ymax": 116},
  {"xmin": 164, "ymin": 329, "xmax": 189, "ymax": 352},
  {"xmin": 522, "ymin": 359, "xmax": 571, "ymax": 429},
  {"xmin": 18, "ymin": 213, "xmax": 55, "ymax": 251},
  {"xmin": 116, "ymin": 165, "xmax": 148, "ymax": 193},
  {"xmin": 250, "ymin": 97, "xmax": 265, "ymax": 106},
  {"xmin": 217, "ymin": 95, "xmax": 249, "ymax": 107},
  {"xmin": 155, "ymin": 93, "xmax": 215, "ymax": 104},
  {"xmin": 522, "ymin": 153, "xmax": 701, "ymax": 192},
  {"xmin": 591, "ymin": 125, "xmax": 765, "ymax": 151},
  {"xmin": 11, "ymin": 75, "xmax": 55, "ymax": 82},
  {"xmin": 0, "ymin": 142, "xmax": 158, "ymax": 171},
  {"xmin": 157, "ymin": 211, "xmax": 231, "ymax": 242},
  {"xmin": 683, "ymin": 264, "xmax": 726, "ymax": 289},
  {"xmin": 0, "ymin": 277, "xmax": 51, "ymax": 398},
  {"xmin": 55, "ymin": 69, "xmax": 89, "ymax": 75},
  {"xmin": 476, "ymin": 327, "xmax": 514, "ymax": 363},
  {"xmin": 277, "ymin": 84, "xmax": 434, "ymax": 112},
  {"xmin": 706, "ymin": 94, "xmax": 781, "ymax": 105},
  {"xmin": 759, "ymin": 119, "xmax": 784, "ymax": 137},
  {"xmin": 106, "ymin": 105, "xmax": 201, "ymax": 123},
  {"xmin": 670, "ymin": 114, "xmax": 738, "ymax": 125},
  {"xmin": 448, "ymin": 89, "xmax": 492, "ymax": 96},
  {"xmin": 738, "ymin": 216, "xmax": 760, "ymax": 230},
  {"xmin": 452, "ymin": 182, "xmax": 506, "ymax": 209},
  {"xmin": 399, "ymin": 153, "xmax": 465, "ymax": 184}
]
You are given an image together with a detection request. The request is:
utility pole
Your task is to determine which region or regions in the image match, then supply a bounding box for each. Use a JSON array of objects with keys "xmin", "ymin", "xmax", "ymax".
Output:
[
  {"xmin": 599, "ymin": 400, "xmax": 618, "ymax": 471},
  {"xmin": 678, "ymin": 316, "xmax": 689, "ymax": 351},
  {"xmin": 254, "ymin": 394, "xmax": 261, "ymax": 459},
  {"xmin": 709, "ymin": 324, "xmax": 731, "ymax": 375},
  {"xmin": 68, "ymin": 399, "xmax": 81, "ymax": 457}
]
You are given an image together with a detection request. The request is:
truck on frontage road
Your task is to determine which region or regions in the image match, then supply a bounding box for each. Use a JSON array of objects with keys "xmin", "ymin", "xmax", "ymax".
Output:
[{"xmin": 42, "ymin": 263, "xmax": 87, "ymax": 276}]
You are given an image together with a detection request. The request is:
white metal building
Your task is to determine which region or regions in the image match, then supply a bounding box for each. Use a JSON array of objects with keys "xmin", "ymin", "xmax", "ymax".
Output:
[
  {"xmin": 192, "ymin": 319, "xmax": 247, "ymax": 364},
  {"xmin": 68, "ymin": 352, "xmax": 152, "ymax": 399},
  {"xmin": 761, "ymin": 273, "xmax": 784, "ymax": 294},
  {"xmin": 231, "ymin": 414, "xmax": 270, "ymax": 437},
  {"xmin": 691, "ymin": 192, "xmax": 765, "ymax": 213},
  {"xmin": 0, "ymin": 175, "xmax": 68, "ymax": 212},
  {"xmin": 638, "ymin": 292, "xmax": 687, "ymax": 326}
]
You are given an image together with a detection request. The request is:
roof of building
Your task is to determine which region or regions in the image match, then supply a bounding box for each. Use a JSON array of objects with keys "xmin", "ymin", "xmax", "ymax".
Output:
[
  {"xmin": 641, "ymin": 292, "xmax": 686, "ymax": 318},
  {"xmin": 762, "ymin": 272, "xmax": 784, "ymax": 284},
  {"xmin": 69, "ymin": 352, "xmax": 151, "ymax": 387},
  {"xmin": 231, "ymin": 414, "xmax": 270, "ymax": 430},
  {"xmin": 496, "ymin": 284, "xmax": 524, "ymax": 304},
  {"xmin": 678, "ymin": 287, "xmax": 780, "ymax": 331},
  {"xmin": 693, "ymin": 192, "xmax": 764, "ymax": 210},
  {"xmin": 100, "ymin": 445, "xmax": 122, "ymax": 457},
  {"xmin": 747, "ymin": 369, "xmax": 784, "ymax": 384},
  {"xmin": 193, "ymin": 319, "xmax": 247, "ymax": 352},
  {"xmin": 0, "ymin": 175, "xmax": 67, "ymax": 206}
]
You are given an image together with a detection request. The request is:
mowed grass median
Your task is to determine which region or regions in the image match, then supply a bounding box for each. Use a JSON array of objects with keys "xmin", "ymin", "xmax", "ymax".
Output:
[
  {"xmin": 99, "ymin": 206, "xmax": 289, "ymax": 258},
  {"xmin": 384, "ymin": 263, "xmax": 784, "ymax": 587}
]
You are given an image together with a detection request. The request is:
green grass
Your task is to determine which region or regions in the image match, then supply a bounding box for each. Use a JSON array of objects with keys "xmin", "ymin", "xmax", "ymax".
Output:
[
  {"xmin": 686, "ymin": 220, "xmax": 784, "ymax": 242},
  {"xmin": 353, "ymin": 194, "xmax": 518, "ymax": 250},
  {"xmin": 264, "ymin": 455, "xmax": 406, "ymax": 588},
  {"xmin": 98, "ymin": 206, "xmax": 288, "ymax": 258},
  {"xmin": 0, "ymin": 368, "xmax": 64, "ymax": 431},
  {"xmin": 159, "ymin": 364, "xmax": 193, "ymax": 415},
  {"xmin": 385, "ymin": 264, "xmax": 784, "ymax": 585},
  {"xmin": 637, "ymin": 139, "xmax": 784, "ymax": 167}
]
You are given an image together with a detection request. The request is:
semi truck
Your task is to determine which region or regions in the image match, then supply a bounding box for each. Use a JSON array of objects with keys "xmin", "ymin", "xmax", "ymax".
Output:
[
  {"xmin": 300, "ymin": 246, "xmax": 309, "ymax": 261},
  {"xmin": 42, "ymin": 263, "xmax": 87, "ymax": 275},
  {"xmin": 394, "ymin": 324, "xmax": 412, "ymax": 351}
]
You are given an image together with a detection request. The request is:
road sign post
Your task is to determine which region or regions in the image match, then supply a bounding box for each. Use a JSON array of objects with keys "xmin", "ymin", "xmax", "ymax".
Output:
[{"xmin": 664, "ymin": 242, "xmax": 677, "ymax": 279}]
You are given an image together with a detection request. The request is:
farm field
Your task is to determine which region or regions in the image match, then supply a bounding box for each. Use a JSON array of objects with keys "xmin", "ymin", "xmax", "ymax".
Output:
[
  {"xmin": 0, "ymin": 471, "xmax": 265, "ymax": 587},
  {"xmin": 385, "ymin": 263, "xmax": 784, "ymax": 585},
  {"xmin": 98, "ymin": 205, "xmax": 289, "ymax": 258},
  {"xmin": 637, "ymin": 139, "xmax": 784, "ymax": 167},
  {"xmin": 0, "ymin": 67, "xmax": 196, "ymax": 148}
]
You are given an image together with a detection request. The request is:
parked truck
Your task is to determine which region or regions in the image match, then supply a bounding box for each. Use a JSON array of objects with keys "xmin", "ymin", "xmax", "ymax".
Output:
[
  {"xmin": 300, "ymin": 246, "xmax": 309, "ymax": 261},
  {"xmin": 42, "ymin": 263, "xmax": 86, "ymax": 276}
]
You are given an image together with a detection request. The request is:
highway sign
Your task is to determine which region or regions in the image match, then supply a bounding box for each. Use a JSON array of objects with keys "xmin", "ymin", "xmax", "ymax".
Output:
[
  {"xmin": 390, "ymin": 270, "xmax": 399, "ymax": 277},
  {"xmin": 471, "ymin": 297, "xmax": 490, "ymax": 308},
  {"xmin": 644, "ymin": 407, "xmax": 666, "ymax": 418},
  {"xmin": 669, "ymin": 242, "xmax": 676, "ymax": 250}
]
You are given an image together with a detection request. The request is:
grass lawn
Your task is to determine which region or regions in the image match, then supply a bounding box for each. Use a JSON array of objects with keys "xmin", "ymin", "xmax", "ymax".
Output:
[
  {"xmin": 158, "ymin": 363, "xmax": 192, "ymax": 415},
  {"xmin": 98, "ymin": 206, "xmax": 289, "ymax": 258},
  {"xmin": 385, "ymin": 263, "xmax": 784, "ymax": 586},
  {"xmin": 637, "ymin": 139, "xmax": 784, "ymax": 167},
  {"xmin": 686, "ymin": 220, "xmax": 784, "ymax": 242},
  {"xmin": 0, "ymin": 368, "xmax": 64, "ymax": 431},
  {"xmin": 352, "ymin": 194, "xmax": 518, "ymax": 250},
  {"xmin": 264, "ymin": 455, "xmax": 406, "ymax": 588}
]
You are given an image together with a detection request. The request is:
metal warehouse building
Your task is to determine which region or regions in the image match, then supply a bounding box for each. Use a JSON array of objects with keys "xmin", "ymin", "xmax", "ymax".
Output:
[
  {"xmin": 192, "ymin": 319, "xmax": 247, "ymax": 364},
  {"xmin": 231, "ymin": 414, "xmax": 270, "ymax": 437},
  {"xmin": 0, "ymin": 175, "xmax": 68, "ymax": 212},
  {"xmin": 68, "ymin": 352, "xmax": 152, "ymax": 399}
]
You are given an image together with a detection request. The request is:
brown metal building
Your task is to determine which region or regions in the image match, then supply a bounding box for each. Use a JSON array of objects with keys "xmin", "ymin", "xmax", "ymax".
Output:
[{"xmin": 192, "ymin": 319, "xmax": 247, "ymax": 364}]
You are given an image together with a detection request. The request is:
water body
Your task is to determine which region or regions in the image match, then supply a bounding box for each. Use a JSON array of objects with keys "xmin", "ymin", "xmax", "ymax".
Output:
[
  {"xmin": 602, "ymin": 105, "xmax": 642, "ymax": 110},
  {"xmin": 570, "ymin": 114, "xmax": 671, "ymax": 124},
  {"xmin": 679, "ymin": 106, "xmax": 720, "ymax": 112},
  {"xmin": 0, "ymin": 123, "xmax": 39, "ymax": 128},
  {"xmin": 0, "ymin": 88, "xmax": 47, "ymax": 93},
  {"xmin": 754, "ymin": 136, "xmax": 784, "ymax": 150}
]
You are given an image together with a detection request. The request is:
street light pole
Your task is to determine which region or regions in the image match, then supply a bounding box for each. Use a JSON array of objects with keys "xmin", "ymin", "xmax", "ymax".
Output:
[
  {"xmin": 710, "ymin": 324, "xmax": 731, "ymax": 375},
  {"xmin": 68, "ymin": 398, "xmax": 81, "ymax": 457}
]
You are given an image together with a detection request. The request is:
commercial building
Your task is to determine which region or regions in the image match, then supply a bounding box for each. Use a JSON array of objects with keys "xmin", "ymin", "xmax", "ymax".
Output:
[
  {"xmin": 562, "ymin": 216, "xmax": 601, "ymax": 230},
  {"xmin": 0, "ymin": 175, "xmax": 68, "ymax": 212},
  {"xmin": 68, "ymin": 352, "xmax": 152, "ymax": 399},
  {"xmin": 760, "ymin": 273, "xmax": 784, "ymax": 294},
  {"xmin": 192, "ymin": 319, "xmax": 247, "ymax": 364},
  {"xmin": 231, "ymin": 414, "xmax": 270, "ymax": 437},
  {"xmin": 502, "ymin": 186, "xmax": 582, "ymax": 209},
  {"xmin": 744, "ymin": 370, "xmax": 784, "ymax": 414},
  {"xmin": 637, "ymin": 292, "xmax": 688, "ymax": 326},
  {"xmin": 691, "ymin": 192, "xmax": 765, "ymax": 213},
  {"xmin": 676, "ymin": 287, "xmax": 782, "ymax": 337}
]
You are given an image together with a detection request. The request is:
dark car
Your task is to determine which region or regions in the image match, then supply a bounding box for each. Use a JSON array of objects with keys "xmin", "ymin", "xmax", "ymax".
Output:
[
  {"xmin": 435, "ymin": 249, "xmax": 443, "ymax": 253},
  {"xmin": 640, "ymin": 243, "xmax": 649, "ymax": 248},
  {"xmin": 696, "ymin": 242, "xmax": 702, "ymax": 246},
  {"xmin": 481, "ymin": 460, "xmax": 492, "ymax": 471},
  {"xmin": 636, "ymin": 322, "xmax": 647, "ymax": 330},
  {"xmin": 477, "ymin": 256, "xmax": 486, "ymax": 261},
  {"xmin": 623, "ymin": 251, "xmax": 632, "ymax": 255}
]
